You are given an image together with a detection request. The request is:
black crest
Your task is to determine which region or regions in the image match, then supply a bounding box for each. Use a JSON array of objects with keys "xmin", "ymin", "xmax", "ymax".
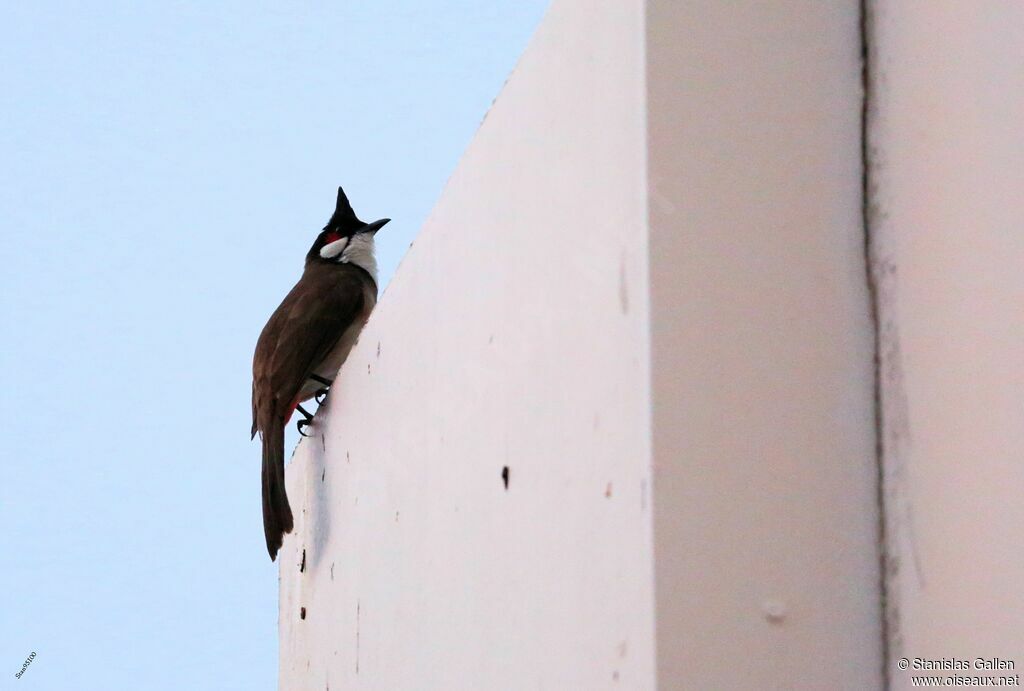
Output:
[
  {"xmin": 319, "ymin": 186, "xmax": 390, "ymax": 241},
  {"xmin": 324, "ymin": 186, "xmax": 366, "ymax": 232}
]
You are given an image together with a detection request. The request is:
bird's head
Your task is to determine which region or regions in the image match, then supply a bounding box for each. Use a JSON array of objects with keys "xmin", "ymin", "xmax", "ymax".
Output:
[{"xmin": 307, "ymin": 187, "xmax": 390, "ymax": 278}]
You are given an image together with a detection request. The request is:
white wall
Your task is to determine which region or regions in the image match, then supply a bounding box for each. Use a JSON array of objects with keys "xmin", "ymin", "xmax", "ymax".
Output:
[
  {"xmin": 647, "ymin": 2, "xmax": 881, "ymax": 688},
  {"xmin": 868, "ymin": 2, "xmax": 1024, "ymax": 686},
  {"xmin": 280, "ymin": 2, "xmax": 656, "ymax": 689},
  {"xmin": 279, "ymin": 1, "xmax": 901, "ymax": 689}
]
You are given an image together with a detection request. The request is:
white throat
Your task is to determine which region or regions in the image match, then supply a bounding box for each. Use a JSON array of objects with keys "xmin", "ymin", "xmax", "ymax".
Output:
[{"xmin": 339, "ymin": 232, "xmax": 377, "ymax": 283}]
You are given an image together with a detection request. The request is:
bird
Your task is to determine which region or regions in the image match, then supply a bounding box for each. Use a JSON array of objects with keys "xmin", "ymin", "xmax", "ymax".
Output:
[{"xmin": 251, "ymin": 186, "xmax": 389, "ymax": 560}]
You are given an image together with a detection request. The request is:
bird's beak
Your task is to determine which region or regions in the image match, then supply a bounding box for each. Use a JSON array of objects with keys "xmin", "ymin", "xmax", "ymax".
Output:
[{"xmin": 363, "ymin": 218, "xmax": 390, "ymax": 234}]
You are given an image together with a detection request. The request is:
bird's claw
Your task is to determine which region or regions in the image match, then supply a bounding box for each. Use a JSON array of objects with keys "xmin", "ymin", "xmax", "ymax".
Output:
[
  {"xmin": 295, "ymin": 403, "xmax": 315, "ymax": 436},
  {"xmin": 315, "ymin": 388, "xmax": 330, "ymax": 405}
]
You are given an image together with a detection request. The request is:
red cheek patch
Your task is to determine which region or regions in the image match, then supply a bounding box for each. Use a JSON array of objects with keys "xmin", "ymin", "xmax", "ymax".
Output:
[{"xmin": 324, "ymin": 232, "xmax": 342, "ymax": 244}]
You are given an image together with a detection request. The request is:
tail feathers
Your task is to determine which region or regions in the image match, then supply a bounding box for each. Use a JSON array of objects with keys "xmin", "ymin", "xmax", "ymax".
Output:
[{"xmin": 261, "ymin": 422, "xmax": 294, "ymax": 561}]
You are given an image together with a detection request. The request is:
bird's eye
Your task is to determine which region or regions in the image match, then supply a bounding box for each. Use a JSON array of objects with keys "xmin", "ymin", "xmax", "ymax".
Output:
[{"xmin": 324, "ymin": 232, "xmax": 342, "ymax": 244}]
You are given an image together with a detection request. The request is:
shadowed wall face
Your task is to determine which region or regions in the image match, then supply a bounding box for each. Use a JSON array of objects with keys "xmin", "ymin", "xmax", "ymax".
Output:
[{"xmin": 647, "ymin": 1, "xmax": 881, "ymax": 688}]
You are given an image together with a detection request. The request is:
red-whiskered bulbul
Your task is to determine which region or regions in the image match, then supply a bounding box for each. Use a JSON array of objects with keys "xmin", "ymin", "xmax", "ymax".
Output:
[{"xmin": 251, "ymin": 186, "xmax": 389, "ymax": 560}]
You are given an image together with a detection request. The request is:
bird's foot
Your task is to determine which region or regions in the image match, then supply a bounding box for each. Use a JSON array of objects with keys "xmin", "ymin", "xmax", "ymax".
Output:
[
  {"xmin": 310, "ymin": 374, "xmax": 333, "ymax": 406},
  {"xmin": 295, "ymin": 404, "xmax": 315, "ymax": 437}
]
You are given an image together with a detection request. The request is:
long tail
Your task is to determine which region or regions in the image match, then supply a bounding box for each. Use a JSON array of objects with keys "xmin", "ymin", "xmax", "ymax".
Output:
[{"xmin": 261, "ymin": 421, "xmax": 294, "ymax": 560}]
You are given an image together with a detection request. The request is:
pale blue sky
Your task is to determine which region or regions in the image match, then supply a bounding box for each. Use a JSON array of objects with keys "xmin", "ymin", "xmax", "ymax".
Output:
[{"xmin": 0, "ymin": 2, "xmax": 547, "ymax": 688}]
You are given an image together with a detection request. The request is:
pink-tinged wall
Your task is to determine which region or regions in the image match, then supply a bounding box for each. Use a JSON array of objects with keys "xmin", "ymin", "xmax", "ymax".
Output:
[
  {"xmin": 280, "ymin": 2, "xmax": 656, "ymax": 689},
  {"xmin": 868, "ymin": 3, "xmax": 1024, "ymax": 687}
]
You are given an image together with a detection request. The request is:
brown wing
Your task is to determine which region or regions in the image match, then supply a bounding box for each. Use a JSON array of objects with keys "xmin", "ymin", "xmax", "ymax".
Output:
[{"xmin": 251, "ymin": 265, "xmax": 368, "ymax": 437}]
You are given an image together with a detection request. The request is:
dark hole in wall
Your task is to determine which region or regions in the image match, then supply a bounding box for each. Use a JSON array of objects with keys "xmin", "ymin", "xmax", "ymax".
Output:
[
  {"xmin": 300, "ymin": 607, "xmax": 307, "ymax": 620},
  {"xmin": 300, "ymin": 549, "xmax": 306, "ymax": 573},
  {"xmin": 501, "ymin": 466, "xmax": 510, "ymax": 490}
]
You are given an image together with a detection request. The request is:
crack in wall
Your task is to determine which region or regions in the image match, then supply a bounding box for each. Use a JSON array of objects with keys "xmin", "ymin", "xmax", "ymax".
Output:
[{"xmin": 860, "ymin": 1, "xmax": 893, "ymax": 687}]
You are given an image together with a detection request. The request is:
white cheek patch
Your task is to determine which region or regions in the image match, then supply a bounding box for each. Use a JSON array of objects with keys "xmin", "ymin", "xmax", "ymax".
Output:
[{"xmin": 319, "ymin": 237, "xmax": 349, "ymax": 259}]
